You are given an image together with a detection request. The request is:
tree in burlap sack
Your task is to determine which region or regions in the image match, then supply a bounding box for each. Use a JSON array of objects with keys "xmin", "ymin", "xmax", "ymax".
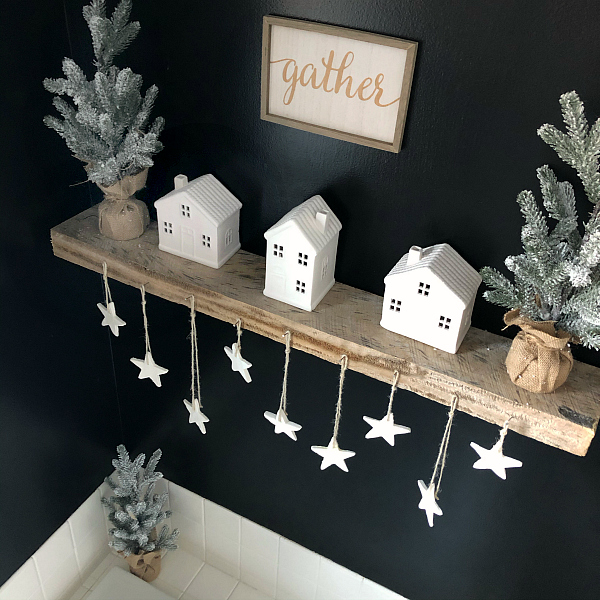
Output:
[
  {"xmin": 102, "ymin": 445, "xmax": 179, "ymax": 582},
  {"xmin": 481, "ymin": 92, "xmax": 600, "ymax": 392},
  {"xmin": 43, "ymin": 0, "xmax": 164, "ymax": 188}
]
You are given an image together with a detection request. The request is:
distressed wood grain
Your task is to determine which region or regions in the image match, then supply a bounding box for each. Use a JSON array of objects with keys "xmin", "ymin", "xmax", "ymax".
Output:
[{"xmin": 51, "ymin": 207, "xmax": 600, "ymax": 455}]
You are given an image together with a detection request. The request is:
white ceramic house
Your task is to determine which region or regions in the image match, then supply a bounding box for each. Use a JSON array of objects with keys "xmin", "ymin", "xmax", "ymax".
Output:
[
  {"xmin": 380, "ymin": 244, "xmax": 482, "ymax": 353},
  {"xmin": 263, "ymin": 195, "xmax": 342, "ymax": 311},
  {"xmin": 154, "ymin": 174, "xmax": 242, "ymax": 268}
]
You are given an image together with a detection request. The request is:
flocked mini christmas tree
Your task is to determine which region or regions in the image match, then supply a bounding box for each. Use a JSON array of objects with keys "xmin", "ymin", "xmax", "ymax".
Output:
[
  {"xmin": 44, "ymin": 0, "xmax": 164, "ymax": 188},
  {"xmin": 481, "ymin": 92, "xmax": 600, "ymax": 392},
  {"xmin": 102, "ymin": 445, "xmax": 179, "ymax": 558}
]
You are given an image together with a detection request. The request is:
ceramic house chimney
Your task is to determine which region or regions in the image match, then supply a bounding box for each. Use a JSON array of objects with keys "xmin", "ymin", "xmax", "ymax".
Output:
[
  {"xmin": 315, "ymin": 210, "xmax": 329, "ymax": 233},
  {"xmin": 407, "ymin": 245, "xmax": 423, "ymax": 265},
  {"xmin": 174, "ymin": 174, "xmax": 188, "ymax": 190}
]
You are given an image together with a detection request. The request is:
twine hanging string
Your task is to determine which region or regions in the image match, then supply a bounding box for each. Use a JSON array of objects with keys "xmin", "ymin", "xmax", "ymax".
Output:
[
  {"xmin": 189, "ymin": 296, "xmax": 202, "ymax": 408},
  {"xmin": 429, "ymin": 395, "xmax": 459, "ymax": 498},
  {"xmin": 332, "ymin": 355, "xmax": 349, "ymax": 443},
  {"xmin": 102, "ymin": 262, "xmax": 113, "ymax": 306},
  {"xmin": 386, "ymin": 370, "xmax": 401, "ymax": 418},
  {"xmin": 235, "ymin": 319, "xmax": 243, "ymax": 354},
  {"xmin": 278, "ymin": 331, "xmax": 292, "ymax": 414},
  {"xmin": 140, "ymin": 284, "xmax": 152, "ymax": 355}
]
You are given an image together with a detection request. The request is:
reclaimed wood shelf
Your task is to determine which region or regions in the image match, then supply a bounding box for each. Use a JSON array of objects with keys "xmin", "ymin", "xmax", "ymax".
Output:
[{"xmin": 51, "ymin": 207, "xmax": 600, "ymax": 456}]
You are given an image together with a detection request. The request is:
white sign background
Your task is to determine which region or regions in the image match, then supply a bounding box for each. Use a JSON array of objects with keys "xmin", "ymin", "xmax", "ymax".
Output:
[{"xmin": 268, "ymin": 25, "xmax": 408, "ymax": 144}]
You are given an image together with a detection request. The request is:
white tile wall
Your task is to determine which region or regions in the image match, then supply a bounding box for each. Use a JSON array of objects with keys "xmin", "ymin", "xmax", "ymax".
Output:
[{"xmin": 0, "ymin": 476, "xmax": 407, "ymax": 600}]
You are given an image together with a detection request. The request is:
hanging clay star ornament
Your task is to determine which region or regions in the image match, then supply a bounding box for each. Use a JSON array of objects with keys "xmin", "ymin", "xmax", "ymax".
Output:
[
  {"xmin": 130, "ymin": 351, "xmax": 169, "ymax": 387},
  {"xmin": 264, "ymin": 408, "xmax": 302, "ymax": 441},
  {"xmin": 470, "ymin": 440, "xmax": 523, "ymax": 480},
  {"xmin": 417, "ymin": 480, "xmax": 443, "ymax": 527},
  {"xmin": 224, "ymin": 342, "xmax": 252, "ymax": 383},
  {"xmin": 311, "ymin": 436, "xmax": 356, "ymax": 472},
  {"xmin": 363, "ymin": 413, "xmax": 411, "ymax": 446},
  {"xmin": 97, "ymin": 301, "xmax": 126, "ymax": 336},
  {"xmin": 183, "ymin": 397, "xmax": 210, "ymax": 434}
]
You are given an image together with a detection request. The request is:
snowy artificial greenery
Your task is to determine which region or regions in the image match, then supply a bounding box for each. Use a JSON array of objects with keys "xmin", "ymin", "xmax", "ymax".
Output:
[
  {"xmin": 43, "ymin": 0, "xmax": 164, "ymax": 187},
  {"xmin": 102, "ymin": 445, "xmax": 179, "ymax": 556},
  {"xmin": 481, "ymin": 92, "xmax": 600, "ymax": 349}
]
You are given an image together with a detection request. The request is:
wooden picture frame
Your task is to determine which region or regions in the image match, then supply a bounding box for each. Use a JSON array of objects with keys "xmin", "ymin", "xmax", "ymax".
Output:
[{"xmin": 261, "ymin": 16, "xmax": 418, "ymax": 153}]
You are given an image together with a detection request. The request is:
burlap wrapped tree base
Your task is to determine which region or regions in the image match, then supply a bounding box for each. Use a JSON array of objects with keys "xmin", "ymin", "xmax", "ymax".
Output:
[
  {"xmin": 123, "ymin": 550, "xmax": 162, "ymax": 582},
  {"xmin": 97, "ymin": 169, "xmax": 150, "ymax": 241},
  {"xmin": 504, "ymin": 309, "xmax": 574, "ymax": 393}
]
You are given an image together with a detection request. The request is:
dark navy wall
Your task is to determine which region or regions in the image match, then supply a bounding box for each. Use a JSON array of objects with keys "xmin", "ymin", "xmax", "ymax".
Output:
[{"xmin": 1, "ymin": 1, "xmax": 600, "ymax": 598}]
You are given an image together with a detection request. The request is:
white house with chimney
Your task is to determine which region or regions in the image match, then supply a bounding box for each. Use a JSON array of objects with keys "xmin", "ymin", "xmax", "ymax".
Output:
[
  {"xmin": 263, "ymin": 195, "xmax": 342, "ymax": 311},
  {"xmin": 380, "ymin": 244, "xmax": 481, "ymax": 353},
  {"xmin": 154, "ymin": 174, "xmax": 242, "ymax": 269}
]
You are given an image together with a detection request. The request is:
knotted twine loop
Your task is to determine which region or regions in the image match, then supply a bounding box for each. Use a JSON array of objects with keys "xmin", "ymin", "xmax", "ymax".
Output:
[
  {"xmin": 102, "ymin": 262, "xmax": 113, "ymax": 306},
  {"xmin": 386, "ymin": 370, "xmax": 401, "ymax": 418},
  {"xmin": 504, "ymin": 309, "xmax": 573, "ymax": 393},
  {"xmin": 189, "ymin": 296, "xmax": 202, "ymax": 408},
  {"xmin": 278, "ymin": 331, "xmax": 292, "ymax": 414},
  {"xmin": 429, "ymin": 395, "xmax": 459, "ymax": 499},
  {"xmin": 332, "ymin": 355, "xmax": 349, "ymax": 443},
  {"xmin": 498, "ymin": 417, "xmax": 511, "ymax": 447},
  {"xmin": 140, "ymin": 285, "xmax": 152, "ymax": 356}
]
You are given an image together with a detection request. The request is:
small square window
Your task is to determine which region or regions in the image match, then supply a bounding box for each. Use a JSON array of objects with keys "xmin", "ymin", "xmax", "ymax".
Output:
[
  {"xmin": 278, "ymin": 252, "xmax": 283, "ymax": 258},
  {"xmin": 181, "ymin": 204, "xmax": 191, "ymax": 218},
  {"xmin": 163, "ymin": 221, "xmax": 173, "ymax": 234},
  {"xmin": 439, "ymin": 316, "xmax": 450, "ymax": 330},
  {"xmin": 274, "ymin": 251, "xmax": 278, "ymax": 256}
]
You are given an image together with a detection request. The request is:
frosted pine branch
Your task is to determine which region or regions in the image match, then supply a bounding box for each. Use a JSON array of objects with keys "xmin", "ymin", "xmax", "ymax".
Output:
[
  {"xmin": 44, "ymin": 1, "xmax": 163, "ymax": 187},
  {"xmin": 482, "ymin": 92, "xmax": 600, "ymax": 349},
  {"xmin": 102, "ymin": 444, "xmax": 179, "ymax": 556}
]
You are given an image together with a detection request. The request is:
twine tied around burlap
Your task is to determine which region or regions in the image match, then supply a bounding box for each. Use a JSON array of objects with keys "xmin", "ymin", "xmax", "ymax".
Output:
[
  {"xmin": 504, "ymin": 309, "xmax": 574, "ymax": 393},
  {"xmin": 123, "ymin": 550, "xmax": 162, "ymax": 582},
  {"xmin": 97, "ymin": 168, "xmax": 150, "ymax": 240}
]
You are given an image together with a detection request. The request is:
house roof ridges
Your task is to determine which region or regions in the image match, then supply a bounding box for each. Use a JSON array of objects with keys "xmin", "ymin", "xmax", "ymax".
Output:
[
  {"xmin": 155, "ymin": 174, "xmax": 242, "ymax": 225},
  {"xmin": 384, "ymin": 243, "xmax": 481, "ymax": 308},
  {"xmin": 264, "ymin": 195, "xmax": 342, "ymax": 253}
]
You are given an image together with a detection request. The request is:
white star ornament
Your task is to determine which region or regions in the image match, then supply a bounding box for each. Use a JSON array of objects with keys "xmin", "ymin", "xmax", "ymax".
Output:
[
  {"xmin": 311, "ymin": 437, "xmax": 356, "ymax": 472},
  {"xmin": 130, "ymin": 351, "xmax": 169, "ymax": 387},
  {"xmin": 264, "ymin": 408, "xmax": 302, "ymax": 441},
  {"xmin": 97, "ymin": 301, "xmax": 126, "ymax": 336},
  {"xmin": 183, "ymin": 397, "xmax": 210, "ymax": 434},
  {"xmin": 363, "ymin": 413, "xmax": 411, "ymax": 446},
  {"xmin": 224, "ymin": 343, "xmax": 252, "ymax": 383},
  {"xmin": 418, "ymin": 480, "xmax": 443, "ymax": 527},
  {"xmin": 470, "ymin": 440, "xmax": 522, "ymax": 480}
]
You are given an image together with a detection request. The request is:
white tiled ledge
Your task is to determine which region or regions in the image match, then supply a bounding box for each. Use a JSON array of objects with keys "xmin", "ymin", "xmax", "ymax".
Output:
[{"xmin": 0, "ymin": 476, "xmax": 406, "ymax": 600}]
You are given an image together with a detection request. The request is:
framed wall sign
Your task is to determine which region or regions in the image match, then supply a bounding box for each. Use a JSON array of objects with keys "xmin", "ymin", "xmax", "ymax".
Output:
[{"xmin": 261, "ymin": 16, "xmax": 418, "ymax": 153}]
